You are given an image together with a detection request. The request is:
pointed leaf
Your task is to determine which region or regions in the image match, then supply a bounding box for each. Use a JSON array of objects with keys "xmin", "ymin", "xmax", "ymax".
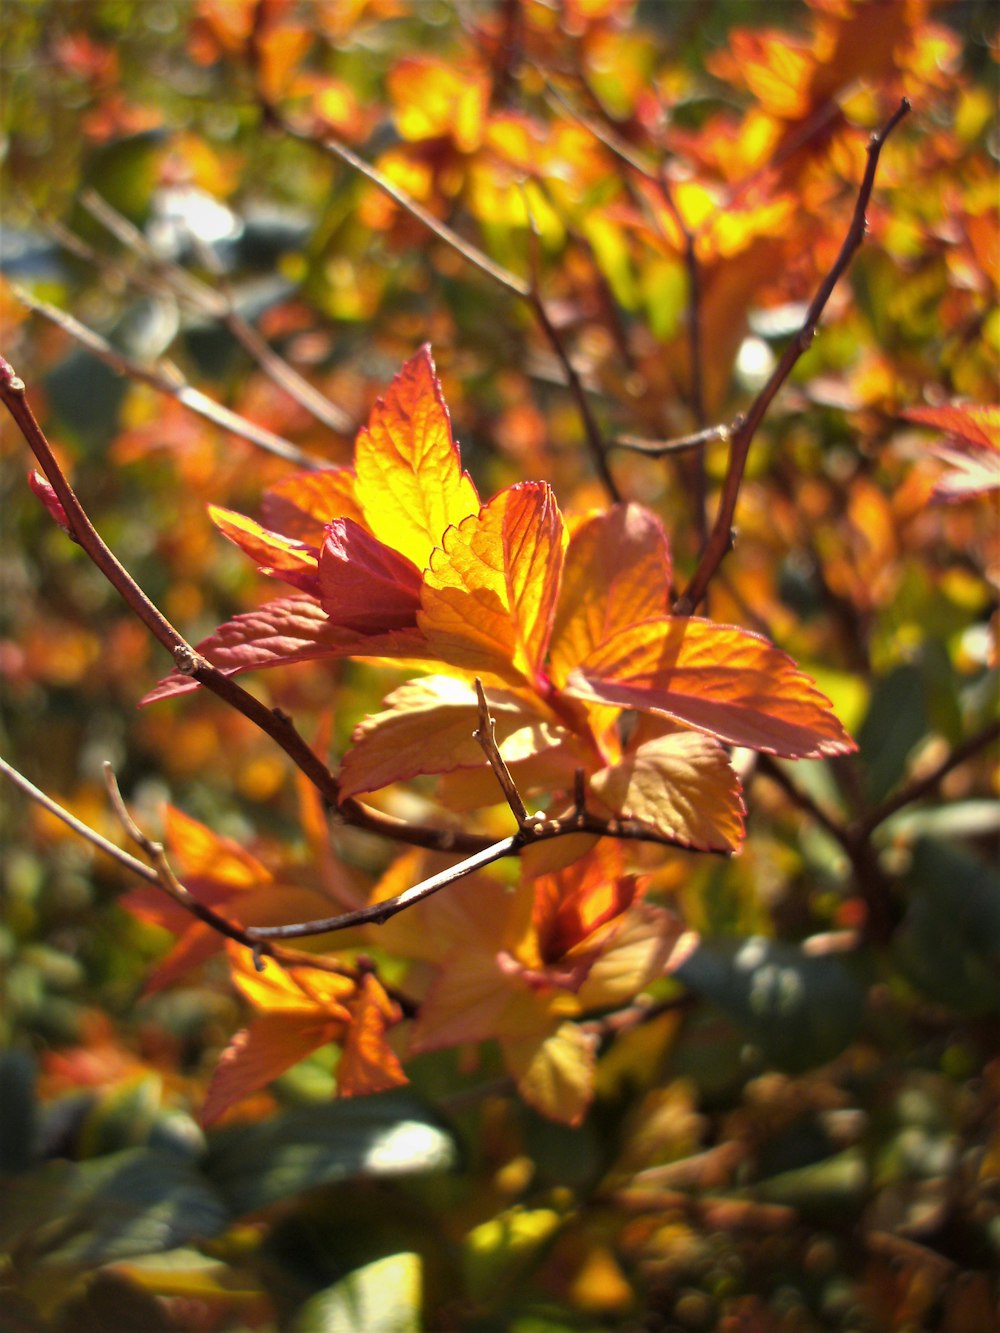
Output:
[
  {"xmin": 420, "ymin": 482, "xmax": 566, "ymax": 687},
  {"xmin": 141, "ymin": 596, "xmax": 425, "ymax": 704},
  {"xmin": 591, "ymin": 730, "xmax": 746, "ymax": 853},
  {"xmin": 209, "ymin": 506, "xmax": 319, "ymax": 591},
  {"xmin": 340, "ymin": 676, "xmax": 556, "ymax": 798},
  {"xmin": 290, "ymin": 1253, "xmax": 422, "ymax": 1333},
  {"xmin": 201, "ymin": 1015, "xmax": 340, "ymax": 1126},
  {"xmin": 166, "ymin": 805, "xmax": 271, "ymax": 885},
  {"xmin": 228, "ymin": 944, "xmax": 355, "ymax": 1017},
  {"xmin": 262, "ymin": 466, "xmax": 363, "ymax": 544},
  {"xmin": 338, "ymin": 975, "xmax": 408, "ymax": 1098},
  {"xmin": 549, "ymin": 504, "xmax": 672, "ymax": 687},
  {"xmin": 566, "ymin": 617, "xmax": 855, "ymax": 758},
  {"xmin": 317, "ymin": 518, "xmax": 423, "ymax": 632},
  {"xmin": 354, "ymin": 345, "xmax": 479, "ymax": 569},
  {"xmin": 501, "ymin": 1022, "xmax": 597, "ymax": 1126}
]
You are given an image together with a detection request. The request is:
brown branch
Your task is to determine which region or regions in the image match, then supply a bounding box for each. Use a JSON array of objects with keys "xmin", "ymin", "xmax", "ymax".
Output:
[
  {"xmin": 473, "ymin": 678, "xmax": 531, "ymax": 827},
  {"xmin": 674, "ymin": 98, "xmax": 910, "ymax": 614},
  {"xmin": 856, "ymin": 717, "xmax": 1000, "ymax": 837},
  {"xmin": 0, "ymin": 357, "xmax": 490, "ymax": 857},
  {"xmin": 246, "ymin": 835, "xmax": 521, "ymax": 939}
]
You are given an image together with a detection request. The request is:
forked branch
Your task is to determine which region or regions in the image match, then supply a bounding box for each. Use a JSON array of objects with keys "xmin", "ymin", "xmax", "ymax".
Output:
[{"xmin": 674, "ymin": 98, "xmax": 910, "ymax": 614}]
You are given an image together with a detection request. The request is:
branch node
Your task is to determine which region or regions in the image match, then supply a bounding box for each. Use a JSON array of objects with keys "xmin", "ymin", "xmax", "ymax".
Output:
[
  {"xmin": 173, "ymin": 644, "xmax": 201, "ymax": 675},
  {"xmin": 252, "ymin": 944, "xmax": 266, "ymax": 973},
  {"xmin": 473, "ymin": 678, "xmax": 530, "ymax": 827}
]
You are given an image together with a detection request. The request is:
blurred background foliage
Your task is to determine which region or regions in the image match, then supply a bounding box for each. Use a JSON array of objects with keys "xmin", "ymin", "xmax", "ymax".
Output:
[{"xmin": 1, "ymin": 0, "xmax": 998, "ymax": 1328}]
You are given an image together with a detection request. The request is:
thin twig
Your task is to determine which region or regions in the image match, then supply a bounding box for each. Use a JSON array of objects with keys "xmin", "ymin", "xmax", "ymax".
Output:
[
  {"xmin": 473, "ymin": 678, "xmax": 531, "ymax": 827},
  {"xmin": 674, "ymin": 98, "xmax": 911, "ymax": 614},
  {"xmin": 13, "ymin": 285, "xmax": 321, "ymax": 470},
  {"xmin": 856, "ymin": 717, "xmax": 1000, "ymax": 837},
  {"xmin": 612, "ymin": 425, "xmax": 730, "ymax": 457},
  {"xmin": 522, "ymin": 192, "xmax": 621, "ymax": 502},
  {"xmin": 246, "ymin": 835, "xmax": 520, "ymax": 939},
  {"xmin": 0, "ymin": 357, "xmax": 491, "ymax": 857}
]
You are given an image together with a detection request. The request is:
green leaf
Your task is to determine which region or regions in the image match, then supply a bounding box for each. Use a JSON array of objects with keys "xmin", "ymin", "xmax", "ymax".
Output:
[
  {"xmin": 894, "ymin": 838, "xmax": 1000, "ymax": 1016},
  {"xmin": 290, "ymin": 1252, "xmax": 422, "ymax": 1333},
  {"xmin": 856, "ymin": 664, "xmax": 927, "ymax": 803},
  {"xmin": 0, "ymin": 1148, "xmax": 229, "ymax": 1304},
  {"xmin": 674, "ymin": 938, "xmax": 866, "ymax": 1072},
  {"xmin": 204, "ymin": 1093, "xmax": 459, "ymax": 1217},
  {"xmin": 0, "ymin": 1048, "xmax": 38, "ymax": 1173}
]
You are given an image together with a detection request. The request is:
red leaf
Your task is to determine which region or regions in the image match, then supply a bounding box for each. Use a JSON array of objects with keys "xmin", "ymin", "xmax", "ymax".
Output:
[
  {"xmin": 141, "ymin": 596, "xmax": 425, "ymax": 704},
  {"xmin": 318, "ymin": 518, "xmax": 423, "ymax": 632}
]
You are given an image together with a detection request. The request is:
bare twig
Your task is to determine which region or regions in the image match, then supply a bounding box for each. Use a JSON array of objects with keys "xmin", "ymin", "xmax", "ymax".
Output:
[
  {"xmin": 856, "ymin": 717, "xmax": 1000, "ymax": 837},
  {"xmin": 0, "ymin": 357, "xmax": 491, "ymax": 857},
  {"xmin": 674, "ymin": 98, "xmax": 911, "ymax": 614},
  {"xmin": 473, "ymin": 678, "xmax": 531, "ymax": 827},
  {"xmin": 612, "ymin": 425, "xmax": 730, "ymax": 457},
  {"xmin": 522, "ymin": 194, "xmax": 621, "ymax": 502},
  {"xmin": 13, "ymin": 285, "xmax": 321, "ymax": 470},
  {"xmin": 246, "ymin": 835, "xmax": 521, "ymax": 939}
]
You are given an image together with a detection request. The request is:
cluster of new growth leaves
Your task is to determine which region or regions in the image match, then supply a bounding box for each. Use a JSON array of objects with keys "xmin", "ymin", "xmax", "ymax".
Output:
[{"xmin": 2, "ymin": 0, "xmax": 998, "ymax": 1328}]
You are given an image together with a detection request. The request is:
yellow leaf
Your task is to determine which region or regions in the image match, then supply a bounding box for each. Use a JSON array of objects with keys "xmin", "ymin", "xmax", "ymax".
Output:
[
  {"xmin": 501, "ymin": 1021, "xmax": 597, "ymax": 1126},
  {"xmin": 420, "ymin": 482, "xmax": 566, "ymax": 688},
  {"xmin": 354, "ymin": 345, "xmax": 479, "ymax": 571}
]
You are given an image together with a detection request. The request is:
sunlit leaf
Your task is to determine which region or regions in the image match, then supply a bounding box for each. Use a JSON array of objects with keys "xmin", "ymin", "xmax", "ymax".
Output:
[
  {"xmin": 354, "ymin": 345, "xmax": 479, "ymax": 570},
  {"xmin": 340, "ymin": 675, "xmax": 558, "ymax": 798},
  {"xmin": 566, "ymin": 617, "xmax": 855, "ymax": 758},
  {"xmin": 420, "ymin": 482, "xmax": 566, "ymax": 688},
  {"xmin": 501, "ymin": 1022, "xmax": 597, "ymax": 1127},
  {"xmin": 261, "ymin": 467, "xmax": 363, "ymax": 545},
  {"xmin": 548, "ymin": 503, "xmax": 673, "ymax": 687},
  {"xmin": 590, "ymin": 729, "xmax": 746, "ymax": 853}
]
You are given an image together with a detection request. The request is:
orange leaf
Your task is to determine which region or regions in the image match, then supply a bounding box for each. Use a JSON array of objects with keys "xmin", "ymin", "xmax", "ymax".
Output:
[
  {"xmin": 338, "ymin": 974, "xmax": 408, "ymax": 1097},
  {"xmin": 566, "ymin": 617, "xmax": 855, "ymax": 758},
  {"xmin": 576, "ymin": 906, "xmax": 695, "ymax": 1012},
  {"xmin": 549, "ymin": 504, "xmax": 672, "ymax": 688},
  {"xmin": 340, "ymin": 675, "xmax": 559, "ymax": 799},
  {"xmin": 165, "ymin": 805, "xmax": 271, "ymax": 887},
  {"xmin": 354, "ymin": 345, "xmax": 479, "ymax": 571},
  {"xmin": 209, "ymin": 506, "xmax": 319, "ymax": 591},
  {"xmin": 201, "ymin": 1013, "xmax": 337, "ymax": 1126},
  {"xmin": 501, "ymin": 1021, "xmax": 597, "ymax": 1127},
  {"xmin": 590, "ymin": 730, "xmax": 746, "ymax": 853},
  {"xmin": 420, "ymin": 482, "xmax": 566, "ymax": 688},
  {"xmin": 532, "ymin": 842, "xmax": 638, "ymax": 963},
  {"xmin": 262, "ymin": 467, "xmax": 363, "ymax": 545},
  {"xmin": 229, "ymin": 944, "xmax": 355, "ymax": 1017}
]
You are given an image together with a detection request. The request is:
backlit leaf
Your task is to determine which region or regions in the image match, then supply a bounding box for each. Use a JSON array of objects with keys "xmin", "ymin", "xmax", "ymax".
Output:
[
  {"xmin": 354, "ymin": 345, "xmax": 479, "ymax": 570},
  {"xmin": 209, "ymin": 505, "xmax": 319, "ymax": 591},
  {"xmin": 201, "ymin": 1015, "xmax": 338, "ymax": 1127},
  {"xmin": 261, "ymin": 467, "xmax": 363, "ymax": 544},
  {"xmin": 549, "ymin": 504, "xmax": 672, "ymax": 687},
  {"xmin": 420, "ymin": 482, "xmax": 566, "ymax": 688},
  {"xmin": 590, "ymin": 730, "xmax": 746, "ymax": 853},
  {"xmin": 566, "ymin": 617, "xmax": 855, "ymax": 758},
  {"xmin": 317, "ymin": 518, "xmax": 423, "ymax": 632},
  {"xmin": 501, "ymin": 1022, "xmax": 597, "ymax": 1127},
  {"xmin": 337, "ymin": 974, "xmax": 408, "ymax": 1098},
  {"xmin": 340, "ymin": 675, "xmax": 557, "ymax": 799}
]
